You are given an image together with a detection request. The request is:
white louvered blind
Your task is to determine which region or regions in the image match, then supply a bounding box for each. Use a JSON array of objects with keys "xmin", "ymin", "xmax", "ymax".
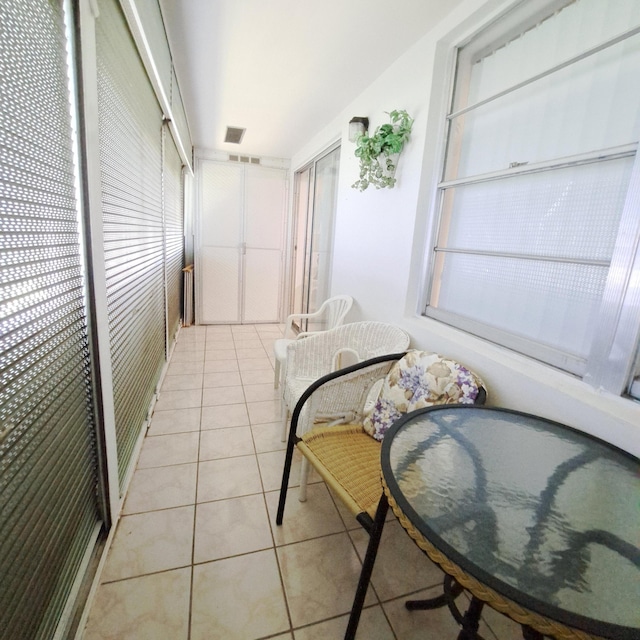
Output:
[
  {"xmin": 0, "ymin": 1, "xmax": 102, "ymax": 638},
  {"xmin": 96, "ymin": 0, "xmax": 165, "ymax": 487},
  {"xmin": 163, "ymin": 125, "xmax": 184, "ymax": 345}
]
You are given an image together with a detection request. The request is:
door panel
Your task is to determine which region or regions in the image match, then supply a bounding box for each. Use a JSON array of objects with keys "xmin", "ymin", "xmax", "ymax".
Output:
[
  {"xmin": 200, "ymin": 246, "xmax": 241, "ymax": 323},
  {"xmin": 245, "ymin": 165, "xmax": 286, "ymax": 249},
  {"xmin": 200, "ymin": 162, "xmax": 243, "ymax": 244},
  {"xmin": 243, "ymin": 248, "xmax": 281, "ymax": 322}
]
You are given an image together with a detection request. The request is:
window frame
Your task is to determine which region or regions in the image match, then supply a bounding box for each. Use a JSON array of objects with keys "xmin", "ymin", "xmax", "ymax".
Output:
[{"xmin": 421, "ymin": 0, "xmax": 640, "ymax": 399}]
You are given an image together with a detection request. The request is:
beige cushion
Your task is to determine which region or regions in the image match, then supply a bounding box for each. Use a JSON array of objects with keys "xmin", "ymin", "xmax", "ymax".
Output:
[{"xmin": 362, "ymin": 350, "xmax": 485, "ymax": 441}]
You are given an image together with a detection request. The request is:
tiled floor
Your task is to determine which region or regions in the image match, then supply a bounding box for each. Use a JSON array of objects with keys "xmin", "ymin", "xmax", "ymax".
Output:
[{"xmin": 80, "ymin": 324, "xmax": 522, "ymax": 640}]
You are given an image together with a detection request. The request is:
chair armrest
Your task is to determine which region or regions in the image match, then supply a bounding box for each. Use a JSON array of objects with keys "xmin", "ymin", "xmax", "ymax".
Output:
[
  {"xmin": 283, "ymin": 306, "xmax": 329, "ymax": 339},
  {"xmin": 287, "ymin": 352, "xmax": 407, "ymax": 439}
]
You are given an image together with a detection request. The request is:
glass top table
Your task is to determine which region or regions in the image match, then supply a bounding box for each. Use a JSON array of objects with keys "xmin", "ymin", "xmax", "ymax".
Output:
[{"xmin": 380, "ymin": 405, "xmax": 640, "ymax": 640}]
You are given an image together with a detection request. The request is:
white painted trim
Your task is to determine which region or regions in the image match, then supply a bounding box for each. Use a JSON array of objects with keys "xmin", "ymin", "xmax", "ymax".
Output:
[{"xmin": 118, "ymin": 0, "xmax": 193, "ymax": 173}]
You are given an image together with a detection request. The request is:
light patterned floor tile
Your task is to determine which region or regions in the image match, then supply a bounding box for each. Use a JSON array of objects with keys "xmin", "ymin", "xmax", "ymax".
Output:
[
  {"xmin": 277, "ymin": 532, "xmax": 376, "ymax": 628},
  {"xmin": 251, "ymin": 421, "xmax": 286, "ymax": 453},
  {"xmin": 236, "ymin": 347, "xmax": 267, "ymax": 360},
  {"xmin": 247, "ymin": 399, "xmax": 280, "ymax": 424},
  {"xmin": 137, "ymin": 431, "xmax": 200, "ymax": 469},
  {"xmin": 123, "ymin": 463, "xmax": 197, "ymax": 514},
  {"xmin": 349, "ymin": 519, "xmax": 444, "ymax": 601},
  {"xmin": 82, "ymin": 568, "xmax": 191, "ymax": 640},
  {"xmin": 166, "ymin": 360, "xmax": 204, "ymax": 376},
  {"xmin": 155, "ymin": 388, "xmax": 202, "ymax": 411},
  {"xmin": 160, "ymin": 373, "xmax": 203, "ymax": 391},
  {"xmin": 101, "ymin": 506, "xmax": 194, "ymax": 582},
  {"xmin": 191, "ymin": 551, "xmax": 289, "ymax": 640},
  {"xmin": 203, "ymin": 359, "xmax": 239, "ymax": 373},
  {"xmin": 205, "ymin": 339, "xmax": 236, "ymax": 350},
  {"xmin": 194, "ymin": 494, "xmax": 272, "ymax": 563},
  {"xmin": 199, "ymin": 426, "xmax": 255, "ymax": 460},
  {"xmin": 200, "ymin": 403, "xmax": 249, "ymax": 429},
  {"xmin": 265, "ymin": 483, "xmax": 346, "ymax": 545},
  {"xmin": 169, "ymin": 349, "xmax": 205, "ymax": 363},
  {"xmin": 197, "ymin": 455, "xmax": 263, "ymax": 502},
  {"xmin": 204, "ymin": 348, "xmax": 237, "ymax": 361},
  {"xmin": 238, "ymin": 357, "xmax": 274, "ymax": 372},
  {"xmin": 243, "ymin": 382, "xmax": 280, "ymax": 402},
  {"xmin": 241, "ymin": 368, "xmax": 276, "ymax": 385},
  {"xmin": 201, "ymin": 385, "xmax": 246, "ymax": 407},
  {"xmin": 293, "ymin": 605, "xmax": 394, "ymax": 639},
  {"xmin": 257, "ymin": 449, "xmax": 321, "ymax": 492},
  {"xmin": 382, "ymin": 586, "xmax": 468, "ymax": 639},
  {"xmin": 203, "ymin": 370, "xmax": 242, "ymax": 388},
  {"xmin": 148, "ymin": 407, "xmax": 201, "ymax": 435}
]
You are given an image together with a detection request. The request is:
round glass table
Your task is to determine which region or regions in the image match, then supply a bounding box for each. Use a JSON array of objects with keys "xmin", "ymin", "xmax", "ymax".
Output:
[{"xmin": 380, "ymin": 405, "xmax": 640, "ymax": 640}]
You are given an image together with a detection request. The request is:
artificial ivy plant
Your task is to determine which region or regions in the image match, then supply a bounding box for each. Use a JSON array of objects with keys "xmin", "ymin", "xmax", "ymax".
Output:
[{"xmin": 352, "ymin": 109, "xmax": 413, "ymax": 191}]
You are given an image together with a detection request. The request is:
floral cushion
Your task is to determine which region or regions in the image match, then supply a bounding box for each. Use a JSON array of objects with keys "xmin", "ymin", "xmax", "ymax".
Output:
[{"xmin": 362, "ymin": 350, "xmax": 484, "ymax": 441}]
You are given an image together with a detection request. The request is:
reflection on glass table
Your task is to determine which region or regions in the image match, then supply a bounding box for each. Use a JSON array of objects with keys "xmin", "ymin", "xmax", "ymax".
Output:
[{"xmin": 354, "ymin": 405, "xmax": 640, "ymax": 640}]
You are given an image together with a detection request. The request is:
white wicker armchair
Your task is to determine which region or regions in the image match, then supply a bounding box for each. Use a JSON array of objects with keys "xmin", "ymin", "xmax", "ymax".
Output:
[
  {"xmin": 279, "ymin": 321, "xmax": 410, "ymax": 495},
  {"xmin": 273, "ymin": 295, "xmax": 353, "ymax": 389}
]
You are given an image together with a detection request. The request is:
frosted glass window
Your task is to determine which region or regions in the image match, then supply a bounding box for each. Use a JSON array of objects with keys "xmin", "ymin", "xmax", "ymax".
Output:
[{"xmin": 427, "ymin": 0, "xmax": 640, "ymax": 389}]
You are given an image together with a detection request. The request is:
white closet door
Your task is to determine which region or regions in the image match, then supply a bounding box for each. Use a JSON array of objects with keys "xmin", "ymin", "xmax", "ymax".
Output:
[
  {"xmin": 243, "ymin": 165, "xmax": 286, "ymax": 322},
  {"xmin": 198, "ymin": 160, "xmax": 287, "ymax": 324},
  {"xmin": 200, "ymin": 162, "xmax": 243, "ymax": 323}
]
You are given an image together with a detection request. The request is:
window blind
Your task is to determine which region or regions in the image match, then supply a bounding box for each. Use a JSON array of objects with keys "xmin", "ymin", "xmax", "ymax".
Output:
[
  {"xmin": 163, "ymin": 125, "xmax": 184, "ymax": 346},
  {"xmin": 96, "ymin": 0, "xmax": 165, "ymax": 488},
  {"xmin": 0, "ymin": 1, "xmax": 102, "ymax": 638}
]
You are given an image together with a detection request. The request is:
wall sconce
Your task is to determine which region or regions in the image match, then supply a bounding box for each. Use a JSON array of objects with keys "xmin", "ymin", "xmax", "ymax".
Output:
[{"xmin": 348, "ymin": 117, "xmax": 369, "ymax": 142}]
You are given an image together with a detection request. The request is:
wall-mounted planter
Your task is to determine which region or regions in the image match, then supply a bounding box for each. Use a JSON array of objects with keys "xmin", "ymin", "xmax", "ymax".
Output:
[{"xmin": 352, "ymin": 110, "xmax": 413, "ymax": 191}]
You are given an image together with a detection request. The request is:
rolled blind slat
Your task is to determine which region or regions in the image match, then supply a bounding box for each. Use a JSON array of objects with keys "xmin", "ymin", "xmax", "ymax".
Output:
[
  {"xmin": 0, "ymin": 1, "xmax": 102, "ymax": 637},
  {"xmin": 164, "ymin": 128, "xmax": 184, "ymax": 343},
  {"xmin": 96, "ymin": 0, "xmax": 166, "ymax": 487}
]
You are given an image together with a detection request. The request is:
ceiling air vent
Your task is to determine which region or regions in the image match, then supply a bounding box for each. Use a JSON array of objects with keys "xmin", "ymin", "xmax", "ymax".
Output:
[
  {"xmin": 227, "ymin": 154, "xmax": 261, "ymax": 165},
  {"xmin": 224, "ymin": 126, "xmax": 246, "ymax": 144}
]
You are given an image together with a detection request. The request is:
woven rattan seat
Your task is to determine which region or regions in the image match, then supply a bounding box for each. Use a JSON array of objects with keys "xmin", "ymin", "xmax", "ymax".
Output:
[{"xmin": 298, "ymin": 424, "xmax": 382, "ymax": 520}]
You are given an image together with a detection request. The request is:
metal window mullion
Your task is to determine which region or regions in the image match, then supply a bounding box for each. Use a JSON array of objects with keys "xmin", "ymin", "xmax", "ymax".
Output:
[
  {"xmin": 433, "ymin": 247, "xmax": 610, "ymax": 268},
  {"xmin": 585, "ymin": 150, "xmax": 640, "ymax": 394},
  {"xmin": 438, "ymin": 143, "xmax": 637, "ymax": 189},
  {"xmin": 448, "ymin": 24, "xmax": 640, "ymax": 121}
]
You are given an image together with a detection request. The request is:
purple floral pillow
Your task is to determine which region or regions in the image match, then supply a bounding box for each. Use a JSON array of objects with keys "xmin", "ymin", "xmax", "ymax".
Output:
[{"xmin": 362, "ymin": 350, "xmax": 484, "ymax": 441}]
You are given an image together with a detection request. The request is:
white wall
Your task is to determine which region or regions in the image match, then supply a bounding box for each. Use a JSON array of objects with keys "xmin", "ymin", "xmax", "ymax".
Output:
[{"xmin": 290, "ymin": 0, "xmax": 640, "ymax": 457}]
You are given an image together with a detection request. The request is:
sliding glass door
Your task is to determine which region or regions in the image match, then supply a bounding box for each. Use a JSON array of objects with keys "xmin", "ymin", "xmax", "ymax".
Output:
[{"xmin": 290, "ymin": 144, "xmax": 340, "ymax": 327}]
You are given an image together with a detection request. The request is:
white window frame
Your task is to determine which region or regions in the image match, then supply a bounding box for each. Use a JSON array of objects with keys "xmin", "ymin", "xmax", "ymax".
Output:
[{"xmin": 422, "ymin": 0, "xmax": 640, "ymax": 399}]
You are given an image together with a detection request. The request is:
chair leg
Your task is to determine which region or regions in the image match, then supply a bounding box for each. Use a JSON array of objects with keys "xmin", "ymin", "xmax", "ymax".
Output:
[
  {"xmin": 276, "ymin": 429, "xmax": 298, "ymax": 525},
  {"xmin": 344, "ymin": 494, "xmax": 389, "ymax": 640},
  {"xmin": 274, "ymin": 359, "xmax": 280, "ymax": 389},
  {"xmin": 298, "ymin": 458, "xmax": 310, "ymax": 502},
  {"xmin": 280, "ymin": 398, "xmax": 288, "ymax": 442}
]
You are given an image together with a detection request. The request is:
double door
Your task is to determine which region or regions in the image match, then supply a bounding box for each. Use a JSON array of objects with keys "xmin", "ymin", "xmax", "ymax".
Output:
[{"xmin": 198, "ymin": 160, "xmax": 287, "ymax": 323}]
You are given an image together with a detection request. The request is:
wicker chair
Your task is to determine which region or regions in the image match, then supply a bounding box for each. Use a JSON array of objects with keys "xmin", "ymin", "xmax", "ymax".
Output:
[
  {"xmin": 276, "ymin": 350, "xmax": 487, "ymax": 640},
  {"xmin": 278, "ymin": 320, "xmax": 410, "ymax": 461},
  {"xmin": 273, "ymin": 294, "xmax": 353, "ymax": 389}
]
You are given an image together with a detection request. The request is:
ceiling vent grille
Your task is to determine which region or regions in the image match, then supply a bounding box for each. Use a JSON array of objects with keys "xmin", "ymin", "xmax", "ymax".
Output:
[
  {"xmin": 228, "ymin": 154, "xmax": 261, "ymax": 165},
  {"xmin": 224, "ymin": 126, "xmax": 246, "ymax": 144}
]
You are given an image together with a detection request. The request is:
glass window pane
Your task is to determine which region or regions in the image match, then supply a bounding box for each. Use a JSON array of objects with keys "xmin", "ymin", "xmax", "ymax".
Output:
[
  {"xmin": 447, "ymin": 34, "xmax": 640, "ymax": 180},
  {"xmin": 440, "ymin": 158, "xmax": 633, "ymax": 261},
  {"xmin": 434, "ymin": 253, "xmax": 607, "ymax": 360}
]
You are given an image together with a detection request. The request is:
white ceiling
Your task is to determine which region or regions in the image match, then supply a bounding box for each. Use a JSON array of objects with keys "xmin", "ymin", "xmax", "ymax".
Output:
[{"xmin": 158, "ymin": 0, "xmax": 465, "ymax": 159}]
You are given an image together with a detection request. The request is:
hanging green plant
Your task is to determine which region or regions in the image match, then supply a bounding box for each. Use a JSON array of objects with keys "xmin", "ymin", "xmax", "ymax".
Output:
[{"xmin": 352, "ymin": 110, "xmax": 414, "ymax": 191}]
